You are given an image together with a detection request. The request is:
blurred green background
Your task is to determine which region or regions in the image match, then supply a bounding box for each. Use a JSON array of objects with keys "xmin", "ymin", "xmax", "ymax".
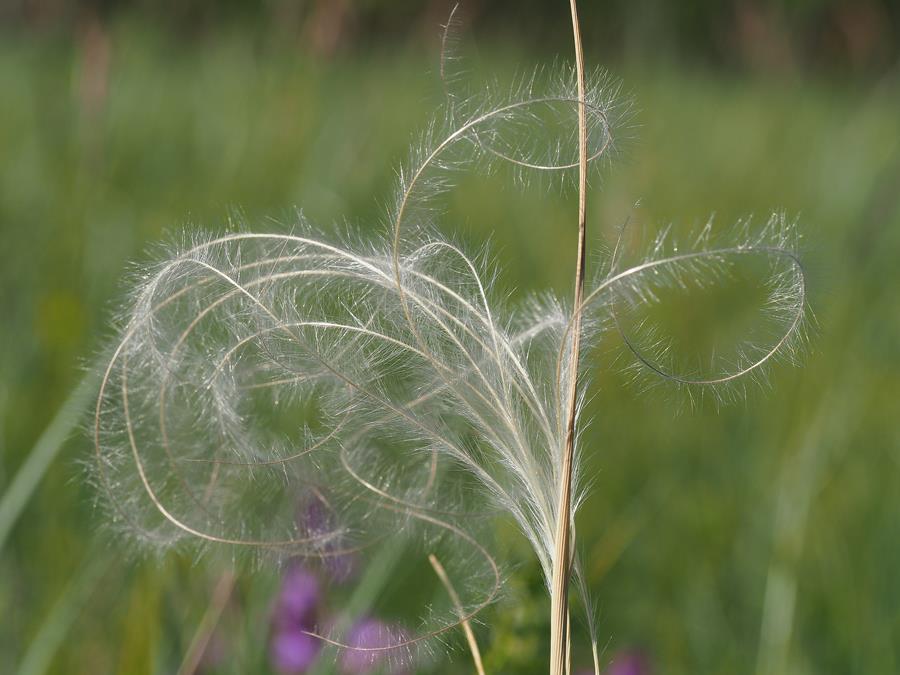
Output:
[{"xmin": 2, "ymin": 1, "xmax": 900, "ymax": 673}]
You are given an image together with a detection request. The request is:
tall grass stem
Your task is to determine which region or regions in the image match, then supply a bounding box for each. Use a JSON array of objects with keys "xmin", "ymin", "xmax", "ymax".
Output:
[{"xmin": 550, "ymin": 0, "xmax": 589, "ymax": 673}]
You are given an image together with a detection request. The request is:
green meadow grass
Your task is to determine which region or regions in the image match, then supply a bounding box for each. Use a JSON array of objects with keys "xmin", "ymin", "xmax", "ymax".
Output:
[{"xmin": 1, "ymin": 21, "xmax": 899, "ymax": 674}]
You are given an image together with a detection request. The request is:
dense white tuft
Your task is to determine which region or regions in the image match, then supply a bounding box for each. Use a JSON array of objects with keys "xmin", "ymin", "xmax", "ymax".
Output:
[{"xmin": 92, "ymin": 63, "xmax": 806, "ymax": 664}]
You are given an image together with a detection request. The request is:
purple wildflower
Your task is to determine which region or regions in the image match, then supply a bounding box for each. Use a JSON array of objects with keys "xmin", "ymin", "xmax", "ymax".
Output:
[
  {"xmin": 576, "ymin": 649, "xmax": 652, "ymax": 675},
  {"xmin": 269, "ymin": 566, "xmax": 322, "ymax": 673},
  {"xmin": 339, "ymin": 618, "xmax": 411, "ymax": 674},
  {"xmin": 271, "ymin": 630, "xmax": 321, "ymax": 673},
  {"xmin": 273, "ymin": 566, "xmax": 320, "ymax": 629},
  {"xmin": 607, "ymin": 650, "xmax": 652, "ymax": 675}
]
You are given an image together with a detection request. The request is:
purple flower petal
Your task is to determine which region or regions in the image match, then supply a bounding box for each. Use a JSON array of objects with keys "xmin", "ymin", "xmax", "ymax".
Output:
[
  {"xmin": 273, "ymin": 566, "xmax": 320, "ymax": 630},
  {"xmin": 270, "ymin": 629, "xmax": 321, "ymax": 673},
  {"xmin": 607, "ymin": 650, "xmax": 651, "ymax": 675},
  {"xmin": 339, "ymin": 618, "xmax": 411, "ymax": 674}
]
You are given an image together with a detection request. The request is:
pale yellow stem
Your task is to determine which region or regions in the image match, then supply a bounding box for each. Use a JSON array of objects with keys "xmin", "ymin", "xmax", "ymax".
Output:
[
  {"xmin": 549, "ymin": 0, "xmax": 588, "ymax": 673},
  {"xmin": 429, "ymin": 553, "xmax": 487, "ymax": 675}
]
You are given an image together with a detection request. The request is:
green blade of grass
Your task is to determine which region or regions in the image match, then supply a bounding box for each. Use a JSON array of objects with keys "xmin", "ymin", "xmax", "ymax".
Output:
[{"xmin": 0, "ymin": 375, "xmax": 96, "ymax": 552}]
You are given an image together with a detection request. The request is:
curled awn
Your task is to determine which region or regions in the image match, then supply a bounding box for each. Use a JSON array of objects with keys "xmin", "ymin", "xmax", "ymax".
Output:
[{"xmin": 92, "ymin": 2, "xmax": 807, "ymax": 671}]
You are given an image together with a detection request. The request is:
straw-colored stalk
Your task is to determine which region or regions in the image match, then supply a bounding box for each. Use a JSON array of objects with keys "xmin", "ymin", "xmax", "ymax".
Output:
[{"xmin": 550, "ymin": 1, "xmax": 588, "ymax": 673}]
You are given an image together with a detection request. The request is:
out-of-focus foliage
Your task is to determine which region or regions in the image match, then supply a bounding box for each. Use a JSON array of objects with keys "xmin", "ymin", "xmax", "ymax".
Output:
[
  {"xmin": 1, "ymin": 6, "xmax": 899, "ymax": 674},
  {"xmin": 3, "ymin": 0, "xmax": 900, "ymax": 74}
]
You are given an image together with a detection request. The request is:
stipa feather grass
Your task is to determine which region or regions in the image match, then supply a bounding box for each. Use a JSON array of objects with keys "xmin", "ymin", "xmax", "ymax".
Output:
[{"xmin": 91, "ymin": 11, "xmax": 807, "ymax": 673}]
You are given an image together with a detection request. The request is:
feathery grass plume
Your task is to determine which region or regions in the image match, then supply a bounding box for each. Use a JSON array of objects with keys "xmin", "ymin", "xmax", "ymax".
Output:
[{"xmin": 91, "ymin": 2, "xmax": 807, "ymax": 671}]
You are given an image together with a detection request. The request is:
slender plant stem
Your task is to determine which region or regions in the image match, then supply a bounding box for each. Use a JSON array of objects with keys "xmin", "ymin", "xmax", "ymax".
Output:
[
  {"xmin": 550, "ymin": 0, "xmax": 588, "ymax": 673},
  {"xmin": 429, "ymin": 554, "xmax": 486, "ymax": 675}
]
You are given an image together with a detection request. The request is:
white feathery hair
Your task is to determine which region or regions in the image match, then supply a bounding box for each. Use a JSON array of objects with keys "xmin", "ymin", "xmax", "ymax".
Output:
[{"xmin": 92, "ymin": 59, "xmax": 806, "ymax": 663}]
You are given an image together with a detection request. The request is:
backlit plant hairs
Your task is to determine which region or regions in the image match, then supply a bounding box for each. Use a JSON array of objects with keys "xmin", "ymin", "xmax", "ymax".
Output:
[{"xmin": 92, "ymin": 2, "xmax": 806, "ymax": 672}]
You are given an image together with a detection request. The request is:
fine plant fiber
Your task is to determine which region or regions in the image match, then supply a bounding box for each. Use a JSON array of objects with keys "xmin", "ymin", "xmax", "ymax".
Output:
[{"xmin": 91, "ymin": 2, "xmax": 807, "ymax": 670}]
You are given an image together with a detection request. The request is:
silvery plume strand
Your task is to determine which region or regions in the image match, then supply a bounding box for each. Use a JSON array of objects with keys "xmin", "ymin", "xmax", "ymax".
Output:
[{"xmin": 91, "ymin": 59, "xmax": 806, "ymax": 666}]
